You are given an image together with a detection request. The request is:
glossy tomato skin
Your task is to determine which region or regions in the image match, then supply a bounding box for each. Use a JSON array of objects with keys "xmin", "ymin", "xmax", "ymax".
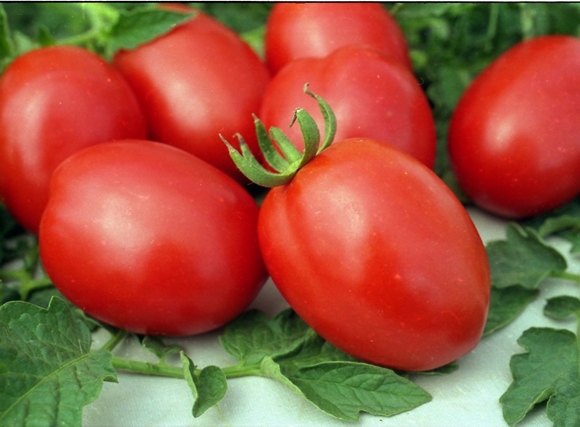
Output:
[
  {"xmin": 448, "ymin": 35, "xmax": 580, "ymax": 219},
  {"xmin": 265, "ymin": 3, "xmax": 411, "ymax": 74},
  {"xmin": 39, "ymin": 140, "xmax": 267, "ymax": 336},
  {"xmin": 113, "ymin": 7, "xmax": 270, "ymax": 183},
  {"xmin": 0, "ymin": 45, "xmax": 147, "ymax": 233},
  {"xmin": 259, "ymin": 138, "xmax": 490, "ymax": 371},
  {"xmin": 259, "ymin": 46, "xmax": 436, "ymax": 168}
]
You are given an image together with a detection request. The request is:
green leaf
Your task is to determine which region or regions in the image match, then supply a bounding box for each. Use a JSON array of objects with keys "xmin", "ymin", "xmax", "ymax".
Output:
[
  {"xmin": 219, "ymin": 308, "xmax": 314, "ymax": 365},
  {"xmin": 486, "ymin": 223, "xmax": 568, "ymax": 289},
  {"xmin": 500, "ymin": 327, "xmax": 580, "ymax": 426},
  {"xmin": 180, "ymin": 352, "xmax": 227, "ymax": 418},
  {"xmin": 544, "ymin": 296, "xmax": 580, "ymax": 320},
  {"xmin": 484, "ymin": 286, "xmax": 538, "ymax": 336},
  {"xmin": 0, "ymin": 297, "xmax": 116, "ymax": 426},
  {"xmin": 140, "ymin": 336, "xmax": 182, "ymax": 363},
  {"xmin": 280, "ymin": 361, "xmax": 432, "ymax": 421},
  {"xmin": 0, "ymin": 5, "xmax": 13, "ymax": 60},
  {"xmin": 104, "ymin": 7, "xmax": 195, "ymax": 56}
]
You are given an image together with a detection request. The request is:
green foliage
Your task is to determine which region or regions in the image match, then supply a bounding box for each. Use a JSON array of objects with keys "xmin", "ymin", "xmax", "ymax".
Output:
[
  {"xmin": 221, "ymin": 308, "xmax": 432, "ymax": 420},
  {"xmin": 500, "ymin": 327, "xmax": 580, "ymax": 427},
  {"xmin": 0, "ymin": 297, "xmax": 117, "ymax": 427}
]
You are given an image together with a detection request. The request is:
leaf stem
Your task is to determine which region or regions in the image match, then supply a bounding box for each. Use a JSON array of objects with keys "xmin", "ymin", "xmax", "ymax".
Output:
[
  {"xmin": 551, "ymin": 271, "xmax": 580, "ymax": 285},
  {"xmin": 111, "ymin": 356, "xmax": 186, "ymax": 379},
  {"xmin": 100, "ymin": 329, "xmax": 128, "ymax": 352}
]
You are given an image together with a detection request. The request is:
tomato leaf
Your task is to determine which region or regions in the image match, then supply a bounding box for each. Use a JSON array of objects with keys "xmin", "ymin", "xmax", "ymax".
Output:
[
  {"xmin": 104, "ymin": 7, "xmax": 195, "ymax": 57},
  {"xmin": 0, "ymin": 297, "xmax": 116, "ymax": 426},
  {"xmin": 180, "ymin": 353, "xmax": 227, "ymax": 418},
  {"xmin": 140, "ymin": 336, "xmax": 183, "ymax": 363},
  {"xmin": 543, "ymin": 296, "xmax": 580, "ymax": 320},
  {"xmin": 486, "ymin": 223, "xmax": 568, "ymax": 289},
  {"xmin": 219, "ymin": 308, "xmax": 316, "ymax": 365},
  {"xmin": 278, "ymin": 360, "xmax": 432, "ymax": 421},
  {"xmin": 500, "ymin": 327, "xmax": 580, "ymax": 427},
  {"xmin": 484, "ymin": 286, "xmax": 538, "ymax": 336}
]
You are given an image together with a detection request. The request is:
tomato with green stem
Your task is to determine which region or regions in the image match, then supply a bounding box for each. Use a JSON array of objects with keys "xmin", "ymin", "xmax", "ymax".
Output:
[
  {"xmin": 39, "ymin": 140, "xmax": 267, "ymax": 336},
  {"xmin": 0, "ymin": 45, "xmax": 147, "ymax": 234},
  {"xmin": 264, "ymin": 2, "xmax": 411, "ymax": 74},
  {"xmin": 224, "ymin": 88, "xmax": 490, "ymax": 371},
  {"xmin": 259, "ymin": 46, "xmax": 436, "ymax": 169}
]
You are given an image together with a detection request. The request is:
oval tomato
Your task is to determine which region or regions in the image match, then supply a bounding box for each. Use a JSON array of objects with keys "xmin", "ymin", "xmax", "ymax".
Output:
[
  {"xmin": 264, "ymin": 3, "xmax": 411, "ymax": 74},
  {"xmin": 113, "ymin": 6, "xmax": 270, "ymax": 183},
  {"xmin": 259, "ymin": 46, "xmax": 436, "ymax": 168},
  {"xmin": 0, "ymin": 45, "xmax": 147, "ymax": 233},
  {"xmin": 39, "ymin": 140, "xmax": 267, "ymax": 336},
  {"xmin": 448, "ymin": 35, "xmax": 580, "ymax": 219},
  {"xmin": 258, "ymin": 138, "xmax": 490, "ymax": 371}
]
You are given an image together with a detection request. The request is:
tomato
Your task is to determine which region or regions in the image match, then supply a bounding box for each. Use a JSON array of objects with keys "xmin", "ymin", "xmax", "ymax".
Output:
[
  {"xmin": 0, "ymin": 45, "xmax": 147, "ymax": 233},
  {"xmin": 39, "ymin": 140, "xmax": 267, "ymax": 336},
  {"xmin": 113, "ymin": 6, "xmax": 270, "ymax": 183},
  {"xmin": 259, "ymin": 46, "xmax": 436, "ymax": 168},
  {"xmin": 264, "ymin": 3, "xmax": 411, "ymax": 74},
  {"xmin": 257, "ymin": 138, "xmax": 490, "ymax": 371},
  {"xmin": 448, "ymin": 35, "xmax": 580, "ymax": 219}
]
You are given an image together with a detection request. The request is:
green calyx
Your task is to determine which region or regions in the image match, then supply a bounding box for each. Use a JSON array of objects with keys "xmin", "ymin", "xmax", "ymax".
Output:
[{"xmin": 222, "ymin": 84, "xmax": 337, "ymax": 188}]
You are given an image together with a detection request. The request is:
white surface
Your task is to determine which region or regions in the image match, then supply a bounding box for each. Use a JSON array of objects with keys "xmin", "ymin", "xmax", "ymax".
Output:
[{"xmin": 83, "ymin": 208, "xmax": 577, "ymax": 427}]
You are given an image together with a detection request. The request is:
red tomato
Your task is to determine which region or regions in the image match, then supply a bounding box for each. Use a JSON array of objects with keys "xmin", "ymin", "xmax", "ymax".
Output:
[
  {"xmin": 264, "ymin": 3, "xmax": 411, "ymax": 74},
  {"xmin": 258, "ymin": 138, "xmax": 490, "ymax": 371},
  {"xmin": 0, "ymin": 45, "xmax": 147, "ymax": 233},
  {"xmin": 259, "ymin": 46, "xmax": 436, "ymax": 168},
  {"xmin": 113, "ymin": 6, "xmax": 270, "ymax": 183},
  {"xmin": 448, "ymin": 35, "xmax": 580, "ymax": 219},
  {"xmin": 39, "ymin": 140, "xmax": 267, "ymax": 336}
]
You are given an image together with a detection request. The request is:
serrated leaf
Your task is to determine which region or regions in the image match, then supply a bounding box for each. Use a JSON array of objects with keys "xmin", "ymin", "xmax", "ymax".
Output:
[
  {"xmin": 484, "ymin": 286, "xmax": 538, "ymax": 336},
  {"xmin": 0, "ymin": 297, "xmax": 116, "ymax": 426},
  {"xmin": 180, "ymin": 352, "xmax": 227, "ymax": 418},
  {"xmin": 280, "ymin": 361, "xmax": 432, "ymax": 421},
  {"xmin": 486, "ymin": 223, "xmax": 567, "ymax": 289},
  {"xmin": 219, "ymin": 308, "xmax": 314, "ymax": 365},
  {"xmin": 105, "ymin": 8, "xmax": 195, "ymax": 56},
  {"xmin": 500, "ymin": 327, "xmax": 580, "ymax": 426},
  {"xmin": 544, "ymin": 296, "xmax": 580, "ymax": 320}
]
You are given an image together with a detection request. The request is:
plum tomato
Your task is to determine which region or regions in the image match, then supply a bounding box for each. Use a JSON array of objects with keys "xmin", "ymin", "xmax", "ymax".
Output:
[
  {"xmin": 113, "ymin": 5, "xmax": 271, "ymax": 183},
  {"xmin": 226, "ymin": 93, "xmax": 490, "ymax": 371},
  {"xmin": 259, "ymin": 46, "xmax": 436, "ymax": 168},
  {"xmin": 39, "ymin": 140, "xmax": 268, "ymax": 336},
  {"xmin": 0, "ymin": 45, "xmax": 147, "ymax": 233},
  {"xmin": 257, "ymin": 138, "xmax": 490, "ymax": 371},
  {"xmin": 264, "ymin": 3, "xmax": 412, "ymax": 74},
  {"xmin": 448, "ymin": 35, "xmax": 580, "ymax": 219}
]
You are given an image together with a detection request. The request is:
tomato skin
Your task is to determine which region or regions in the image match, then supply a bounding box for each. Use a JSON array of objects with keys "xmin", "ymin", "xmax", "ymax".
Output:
[
  {"xmin": 448, "ymin": 35, "xmax": 580, "ymax": 219},
  {"xmin": 113, "ymin": 7, "xmax": 270, "ymax": 183},
  {"xmin": 259, "ymin": 138, "xmax": 490, "ymax": 371},
  {"xmin": 259, "ymin": 46, "xmax": 436, "ymax": 168},
  {"xmin": 265, "ymin": 3, "xmax": 411, "ymax": 74},
  {"xmin": 0, "ymin": 45, "xmax": 147, "ymax": 233},
  {"xmin": 39, "ymin": 140, "xmax": 267, "ymax": 336}
]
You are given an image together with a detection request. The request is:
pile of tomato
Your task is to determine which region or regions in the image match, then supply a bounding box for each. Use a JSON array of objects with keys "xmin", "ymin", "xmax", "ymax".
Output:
[{"xmin": 1, "ymin": 3, "xmax": 579, "ymax": 372}]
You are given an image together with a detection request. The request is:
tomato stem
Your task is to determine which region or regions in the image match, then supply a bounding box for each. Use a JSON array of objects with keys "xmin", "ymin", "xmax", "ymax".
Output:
[
  {"xmin": 100, "ymin": 329, "xmax": 129, "ymax": 352},
  {"xmin": 222, "ymin": 84, "xmax": 337, "ymax": 188},
  {"xmin": 111, "ymin": 356, "xmax": 186, "ymax": 379}
]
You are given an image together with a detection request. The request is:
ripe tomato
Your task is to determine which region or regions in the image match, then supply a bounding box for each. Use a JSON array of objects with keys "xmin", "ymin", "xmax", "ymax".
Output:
[
  {"xmin": 113, "ymin": 6, "xmax": 270, "ymax": 183},
  {"xmin": 0, "ymin": 45, "xmax": 147, "ymax": 233},
  {"xmin": 258, "ymin": 138, "xmax": 490, "ymax": 371},
  {"xmin": 448, "ymin": 35, "xmax": 580, "ymax": 219},
  {"xmin": 39, "ymin": 140, "xmax": 267, "ymax": 336},
  {"xmin": 264, "ymin": 3, "xmax": 411, "ymax": 74},
  {"xmin": 259, "ymin": 46, "xmax": 436, "ymax": 168}
]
